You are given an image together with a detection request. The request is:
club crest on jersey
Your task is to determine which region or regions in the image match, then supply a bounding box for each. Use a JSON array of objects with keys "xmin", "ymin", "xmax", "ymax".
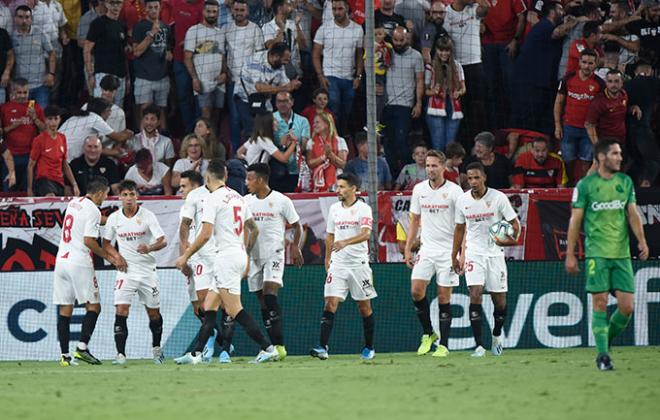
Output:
[
  {"xmin": 268, "ymin": 202, "xmax": 273, "ymax": 208},
  {"xmin": 486, "ymin": 201, "xmax": 492, "ymax": 208},
  {"xmin": 442, "ymin": 193, "xmax": 448, "ymax": 199},
  {"xmin": 136, "ymin": 218, "xmax": 142, "ymax": 225}
]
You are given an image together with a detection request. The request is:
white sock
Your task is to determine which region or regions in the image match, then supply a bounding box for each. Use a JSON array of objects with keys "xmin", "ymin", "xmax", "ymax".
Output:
[{"xmin": 77, "ymin": 342, "xmax": 88, "ymax": 351}]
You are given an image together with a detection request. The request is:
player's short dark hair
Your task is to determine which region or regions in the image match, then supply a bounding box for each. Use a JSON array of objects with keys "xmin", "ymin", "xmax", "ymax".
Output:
[
  {"xmin": 100, "ymin": 74, "xmax": 120, "ymax": 92},
  {"xmin": 426, "ymin": 149, "xmax": 447, "ymax": 164},
  {"xmin": 142, "ymin": 104, "xmax": 161, "ymax": 119},
  {"xmin": 269, "ymin": 42, "xmax": 291, "ymax": 57},
  {"xmin": 180, "ymin": 170, "xmax": 204, "ymax": 187},
  {"xmin": 582, "ymin": 21, "xmax": 601, "ymax": 38},
  {"xmin": 580, "ymin": 48, "xmax": 598, "ymax": 59},
  {"xmin": 44, "ymin": 105, "xmax": 62, "ymax": 118},
  {"xmin": 118, "ymin": 180, "xmax": 138, "ymax": 193},
  {"xmin": 337, "ymin": 172, "xmax": 360, "ymax": 189},
  {"xmin": 247, "ymin": 163, "xmax": 270, "ymax": 182},
  {"xmin": 207, "ymin": 158, "xmax": 227, "ymax": 180},
  {"xmin": 87, "ymin": 176, "xmax": 109, "ymax": 194},
  {"xmin": 445, "ymin": 142, "xmax": 465, "ymax": 159},
  {"xmin": 465, "ymin": 162, "xmax": 486, "ymax": 176},
  {"xmin": 594, "ymin": 138, "xmax": 620, "ymax": 161}
]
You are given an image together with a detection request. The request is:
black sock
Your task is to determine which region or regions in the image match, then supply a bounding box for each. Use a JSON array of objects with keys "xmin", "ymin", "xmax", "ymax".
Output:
[
  {"xmin": 194, "ymin": 310, "xmax": 217, "ymax": 354},
  {"xmin": 362, "ymin": 314, "xmax": 375, "ymax": 350},
  {"xmin": 114, "ymin": 315, "xmax": 128, "ymax": 355},
  {"xmin": 235, "ymin": 309, "xmax": 271, "ymax": 350},
  {"xmin": 79, "ymin": 310, "xmax": 99, "ymax": 348},
  {"xmin": 493, "ymin": 306, "xmax": 507, "ymax": 337},
  {"xmin": 413, "ymin": 297, "xmax": 433, "ymax": 335},
  {"xmin": 214, "ymin": 320, "xmax": 224, "ymax": 347},
  {"xmin": 221, "ymin": 311, "xmax": 235, "ymax": 353},
  {"xmin": 264, "ymin": 294, "xmax": 283, "ymax": 346},
  {"xmin": 320, "ymin": 310, "xmax": 335, "ymax": 348},
  {"xmin": 469, "ymin": 304, "xmax": 483, "ymax": 348},
  {"xmin": 261, "ymin": 307, "xmax": 272, "ymax": 338},
  {"xmin": 57, "ymin": 314, "xmax": 71, "ymax": 354},
  {"xmin": 439, "ymin": 303, "xmax": 452, "ymax": 348},
  {"xmin": 149, "ymin": 315, "xmax": 163, "ymax": 347},
  {"xmin": 195, "ymin": 308, "xmax": 205, "ymax": 324}
]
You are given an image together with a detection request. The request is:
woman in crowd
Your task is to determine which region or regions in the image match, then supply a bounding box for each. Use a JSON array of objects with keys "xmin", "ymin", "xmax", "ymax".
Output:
[
  {"xmin": 194, "ymin": 117, "xmax": 226, "ymax": 160},
  {"xmin": 171, "ymin": 134, "xmax": 210, "ymax": 190},
  {"xmin": 236, "ymin": 112, "xmax": 297, "ymax": 165},
  {"xmin": 305, "ymin": 111, "xmax": 348, "ymax": 192},
  {"xmin": 124, "ymin": 148, "xmax": 172, "ymax": 195},
  {"xmin": 425, "ymin": 37, "xmax": 466, "ymax": 152}
]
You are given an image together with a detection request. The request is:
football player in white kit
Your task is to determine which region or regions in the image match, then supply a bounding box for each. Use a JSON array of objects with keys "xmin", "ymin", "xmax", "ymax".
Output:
[
  {"xmin": 54, "ymin": 176, "xmax": 127, "ymax": 366},
  {"xmin": 175, "ymin": 159, "xmax": 279, "ymax": 364},
  {"xmin": 404, "ymin": 150, "xmax": 463, "ymax": 358},
  {"xmin": 245, "ymin": 163, "xmax": 304, "ymax": 361},
  {"xmin": 452, "ymin": 162, "xmax": 520, "ymax": 357},
  {"xmin": 310, "ymin": 172, "xmax": 377, "ymax": 361},
  {"xmin": 103, "ymin": 180, "xmax": 167, "ymax": 365},
  {"xmin": 179, "ymin": 170, "xmax": 235, "ymax": 363}
]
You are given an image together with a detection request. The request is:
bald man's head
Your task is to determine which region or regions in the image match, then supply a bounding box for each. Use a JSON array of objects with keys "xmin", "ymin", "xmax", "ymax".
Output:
[{"xmin": 392, "ymin": 26, "xmax": 409, "ymax": 53}]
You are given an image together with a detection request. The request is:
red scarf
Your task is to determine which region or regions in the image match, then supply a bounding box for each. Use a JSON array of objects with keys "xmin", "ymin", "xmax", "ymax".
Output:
[
  {"xmin": 426, "ymin": 63, "xmax": 463, "ymax": 120},
  {"xmin": 311, "ymin": 134, "xmax": 339, "ymax": 192}
]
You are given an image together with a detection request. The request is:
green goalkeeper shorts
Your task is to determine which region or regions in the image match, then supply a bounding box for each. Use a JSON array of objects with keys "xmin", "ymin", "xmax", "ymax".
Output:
[{"xmin": 585, "ymin": 257, "xmax": 634, "ymax": 294}]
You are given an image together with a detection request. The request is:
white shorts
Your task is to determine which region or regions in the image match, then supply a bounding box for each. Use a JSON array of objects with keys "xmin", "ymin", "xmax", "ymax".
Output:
[
  {"xmin": 192, "ymin": 256, "xmax": 215, "ymax": 292},
  {"xmin": 410, "ymin": 253, "xmax": 459, "ymax": 287},
  {"xmin": 186, "ymin": 274, "xmax": 198, "ymax": 302},
  {"xmin": 114, "ymin": 272, "xmax": 161, "ymax": 308},
  {"xmin": 464, "ymin": 254, "xmax": 508, "ymax": 293},
  {"xmin": 324, "ymin": 264, "xmax": 377, "ymax": 302},
  {"xmin": 211, "ymin": 250, "xmax": 248, "ymax": 296},
  {"xmin": 248, "ymin": 250, "xmax": 285, "ymax": 292},
  {"xmin": 53, "ymin": 261, "xmax": 100, "ymax": 305}
]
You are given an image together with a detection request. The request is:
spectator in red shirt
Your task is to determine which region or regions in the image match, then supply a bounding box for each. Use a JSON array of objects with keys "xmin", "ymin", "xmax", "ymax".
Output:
[
  {"xmin": 565, "ymin": 21, "xmax": 603, "ymax": 76},
  {"xmin": 585, "ymin": 69, "xmax": 641, "ymax": 146},
  {"xmin": 511, "ymin": 137, "xmax": 566, "ymax": 188},
  {"xmin": 301, "ymin": 87, "xmax": 336, "ymax": 129},
  {"xmin": 27, "ymin": 105, "xmax": 78, "ymax": 197},
  {"xmin": 171, "ymin": 0, "xmax": 203, "ymax": 133},
  {"xmin": 0, "ymin": 77, "xmax": 45, "ymax": 191},
  {"xmin": 444, "ymin": 141, "xmax": 466, "ymax": 188},
  {"xmin": 482, "ymin": 0, "xmax": 527, "ymax": 129},
  {"xmin": 553, "ymin": 49, "xmax": 604, "ymax": 185}
]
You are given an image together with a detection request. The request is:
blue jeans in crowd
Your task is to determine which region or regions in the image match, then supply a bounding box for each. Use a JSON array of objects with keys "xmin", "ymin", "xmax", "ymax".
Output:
[
  {"xmin": 173, "ymin": 61, "xmax": 198, "ymax": 133},
  {"xmin": 327, "ymin": 76, "xmax": 355, "ymax": 136},
  {"xmin": 29, "ymin": 85, "xmax": 50, "ymax": 108},
  {"xmin": 426, "ymin": 114, "xmax": 460, "ymax": 152},
  {"xmin": 482, "ymin": 42, "xmax": 515, "ymax": 129},
  {"xmin": 561, "ymin": 125, "xmax": 593, "ymax": 162},
  {"xmin": 381, "ymin": 105, "xmax": 412, "ymax": 176}
]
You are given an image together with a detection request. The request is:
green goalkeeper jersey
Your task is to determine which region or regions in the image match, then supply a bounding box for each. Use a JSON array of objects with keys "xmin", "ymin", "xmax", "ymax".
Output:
[{"xmin": 572, "ymin": 172, "xmax": 636, "ymax": 259}]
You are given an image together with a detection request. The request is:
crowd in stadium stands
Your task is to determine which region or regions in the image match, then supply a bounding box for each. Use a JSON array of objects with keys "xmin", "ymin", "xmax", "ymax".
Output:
[{"xmin": 0, "ymin": 0, "xmax": 658, "ymax": 197}]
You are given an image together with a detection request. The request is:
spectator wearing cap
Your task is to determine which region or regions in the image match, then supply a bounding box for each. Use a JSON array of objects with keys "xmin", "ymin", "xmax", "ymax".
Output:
[
  {"xmin": 84, "ymin": 0, "xmax": 128, "ymax": 105},
  {"xmin": 511, "ymin": 136, "xmax": 565, "ymax": 188},
  {"xmin": 420, "ymin": 1, "xmax": 448, "ymax": 65},
  {"xmin": 132, "ymin": 0, "xmax": 173, "ymax": 130},
  {"xmin": 0, "ymin": 77, "xmax": 45, "ymax": 191},
  {"xmin": 0, "ymin": 140, "xmax": 16, "ymax": 189},
  {"xmin": 565, "ymin": 21, "xmax": 604, "ymax": 76},
  {"xmin": 59, "ymin": 97, "xmax": 133, "ymax": 162},
  {"xmin": 184, "ymin": 0, "xmax": 226, "ymax": 128},
  {"xmin": 462, "ymin": 131, "xmax": 513, "ymax": 189},
  {"xmin": 344, "ymin": 132, "xmax": 392, "ymax": 190},
  {"xmin": 70, "ymin": 135, "xmax": 121, "ymax": 195},
  {"xmin": 27, "ymin": 105, "xmax": 78, "ymax": 197},
  {"xmin": 82, "ymin": 74, "xmax": 127, "ymax": 152},
  {"xmin": 394, "ymin": 142, "xmax": 427, "ymax": 191},
  {"xmin": 12, "ymin": 5, "xmax": 56, "ymax": 107},
  {"xmin": 511, "ymin": 1, "xmax": 572, "ymax": 135},
  {"xmin": 127, "ymin": 104, "xmax": 176, "ymax": 167},
  {"xmin": 553, "ymin": 49, "xmax": 604, "ymax": 186},
  {"xmin": 0, "ymin": 25, "xmax": 14, "ymax": 105},
  {"xmin": 236, "ymin": 42, "xmax": 300, "ymax": 143},
  {"xmin": 124, "ymin": 147, "xmax": 172, "ymax": 195},
  {"xmin": 313, "ymin": 0, "xmax": 364, "ymax": 136},
  {"xmin": 482, "ymin": 0, "xmax": 527, "ymax": 129}
]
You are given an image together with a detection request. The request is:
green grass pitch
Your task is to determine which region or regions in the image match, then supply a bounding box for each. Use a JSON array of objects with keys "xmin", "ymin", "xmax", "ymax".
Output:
[{"xmin": 1, "ymin": 347, "xmax": 659, "ymax": 420}]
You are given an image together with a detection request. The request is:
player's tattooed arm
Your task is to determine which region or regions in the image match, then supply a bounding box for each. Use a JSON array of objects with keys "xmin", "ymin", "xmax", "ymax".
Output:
[
  {"xmin": 244, "ymin": 218, "xmax": 259, "ymax": 254},
  {"xmin": 179, "ymin": 217, "xmax": 193, "ymax": 256}
]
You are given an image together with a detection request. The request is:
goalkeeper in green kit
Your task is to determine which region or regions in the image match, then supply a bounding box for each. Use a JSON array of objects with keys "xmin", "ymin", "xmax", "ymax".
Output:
[{"xmin": 566, "ymin": 138, "xmax": 649, "ymax": 371}]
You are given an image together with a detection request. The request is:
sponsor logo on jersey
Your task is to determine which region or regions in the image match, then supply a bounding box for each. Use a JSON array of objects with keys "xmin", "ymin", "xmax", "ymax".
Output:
[{"xmin": 591, "ymin": 200, "xmax": 625, "ymax": 211}]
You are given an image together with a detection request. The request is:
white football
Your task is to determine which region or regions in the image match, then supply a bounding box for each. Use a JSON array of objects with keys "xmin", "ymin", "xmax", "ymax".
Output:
[{"xmin": 489, "ymin": 220, "xmax": 515, "ymax": 242}]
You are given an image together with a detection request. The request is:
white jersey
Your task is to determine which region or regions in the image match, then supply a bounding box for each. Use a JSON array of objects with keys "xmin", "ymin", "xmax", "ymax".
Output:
[
  {"xmin": 201, "ymin": 186, "xmax": 252, "ymax": 253},
  {"xmin": 56, "ymin": 197, "xmax": 101, "ymax": 267},
  {"xmin": 180, "ymin": 185, "xmax": 217, "ymax": 259},
  {"xmin": 245, "ymin": 190, "xmax": 300, "ymax": 260},
  {"xmin": 455, "ymin": 188, "xmax": 517, "ymax": 257},
  {"xmin": 327, "ymin": 199, "xmax": 373, "ymax": 267},
  {"xmin": 103, "ymin": 206, "xmax": 165, "ymax": 276},
  {"xmin": 410, "ymin": 179, "xmax": 463, "ymax": 256}
]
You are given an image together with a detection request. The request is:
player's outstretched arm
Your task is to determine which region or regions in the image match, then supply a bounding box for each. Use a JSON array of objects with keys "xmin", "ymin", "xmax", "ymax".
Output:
[
  {"xmin": 451, "ymin": 223, "xmax": 466, "ymax": 273},
  {"xmin": 176, "ymin": 222, "xmax": 212, "ymax": 270},
  {"xmin": 565, "ymin": 208, "xmax": 584, "ymax": 274},
  {"xmin": 627, "ymin": 203, "xmax": 649, "ymax": 261},
  {"xmin": 97, "ymin": 238, "xmax": 128, "ymax": 272},
  {"xmin": 404, "ymin": 213, "xmax": 421, "ymax": 268}
]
